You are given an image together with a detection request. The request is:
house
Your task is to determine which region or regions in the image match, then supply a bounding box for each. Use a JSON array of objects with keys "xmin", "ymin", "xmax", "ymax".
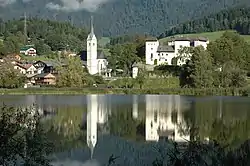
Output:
[
  {"xmin": 145, "ymin": 36, "xmax": 209, "ymax": 66},
  {"xmin": 14, "ymin": 63, "xmax": 37, "ymax": 76},
  {"xmin": 79, "ymin": 16, "xmax": 111, "ymax": 77},
  {"xmin": 33, "ymin": 60, "xmax": 62, "ymax": 74},
  {"xmin": 20, "ymin": 45, "xmax": 37, "ymax": 56},
  {"xmin": 33, "ymin": 73, "xmax": 56, "ymax": 85}
]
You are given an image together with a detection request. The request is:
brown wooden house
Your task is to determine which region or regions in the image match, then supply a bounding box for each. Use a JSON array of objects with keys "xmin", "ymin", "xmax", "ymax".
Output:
[{"xmin": 34, "ymin": 73, "xmax": 56, "ymax": 85}]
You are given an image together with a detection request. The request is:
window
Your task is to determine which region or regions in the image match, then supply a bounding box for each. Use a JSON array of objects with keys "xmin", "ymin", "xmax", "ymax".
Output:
[
  {"xmin": 101, "ymin": 64, "xmax": 103, "ymax": 70},
  {"xmin": 151, "ymin": 48, "xmax": 153, "ymax": 50},
  {"xmin": 93, "ymin": 43, "xmax": 95, "ymax": 46},
  {"xmin": 89, "ymin": 43, "xmax": 91, "ymax": 46},
  {"xmin": 151, "ymin": 53, "xmax": 153, "ymax": 59}
]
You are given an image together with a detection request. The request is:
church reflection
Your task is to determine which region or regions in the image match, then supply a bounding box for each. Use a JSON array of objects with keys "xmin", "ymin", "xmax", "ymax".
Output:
[{"xmin": 86, "ymin": 95, "xmax": 110, "ymax": 159}]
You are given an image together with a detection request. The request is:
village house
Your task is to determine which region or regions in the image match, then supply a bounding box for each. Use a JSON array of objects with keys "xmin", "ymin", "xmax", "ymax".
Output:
[
  {"xmin": 33, "ymin": 60, "xmax": 62, "ymax": 74},
  {"xmin": 145, "ymin": 36, "xmax": 209, "ymax": 66},
  {"xmin": 20, "ymin": 45, "xmax": 37, "ymax": 56},
  {"xmin": 14, "ymin": 63, "xmax": 37, "ymax": 76},
  {"xmin": 33, "ymin": 73, "xmax": 56, "ymax": 85}
]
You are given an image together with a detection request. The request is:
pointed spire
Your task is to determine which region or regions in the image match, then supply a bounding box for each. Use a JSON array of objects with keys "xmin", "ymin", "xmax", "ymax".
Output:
[
  {"xmin": 90, "ymin": 15, "xmax": 94, "ymax": 35},
  {"xmin": 90, "ymin": 146, "xmax": 94, "ymax": 159}
]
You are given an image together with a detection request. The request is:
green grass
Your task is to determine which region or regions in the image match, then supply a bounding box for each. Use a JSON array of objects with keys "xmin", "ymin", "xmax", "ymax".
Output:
[
  {"xmin": 98, "ymin": 37, "xmax": 110, "ymax": 47},
  {"xmin": 159, "ymin": 30, "xmax": 250, "ymax": 43}
]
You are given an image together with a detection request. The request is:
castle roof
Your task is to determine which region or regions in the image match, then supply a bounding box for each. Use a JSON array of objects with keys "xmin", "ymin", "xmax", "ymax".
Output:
[
  {"xmin": 157, "ymin": 45, "xmax": 175, "ymax": 52},
  {"xmin": 173, "ymin": 36, "xmax": 208, "ymax": 42},
  {"xmin": 145, "ymin": 37, "xmax": 158, "ymax": 41}
]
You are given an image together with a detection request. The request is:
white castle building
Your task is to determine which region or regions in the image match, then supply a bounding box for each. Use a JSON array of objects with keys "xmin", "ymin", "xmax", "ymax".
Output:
[
  {"xmin": 80, "ymin": 16, "xmax": 111, "ymax": 76},
  {"xmin": 145, "ymin": 37, "xmax": 209, "ymax": 66}
]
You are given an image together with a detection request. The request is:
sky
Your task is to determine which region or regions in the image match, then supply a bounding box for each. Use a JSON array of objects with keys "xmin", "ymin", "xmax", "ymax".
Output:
[{"xmin": 0, "ymin": 0, "xmax": 113, "ymax": 12}]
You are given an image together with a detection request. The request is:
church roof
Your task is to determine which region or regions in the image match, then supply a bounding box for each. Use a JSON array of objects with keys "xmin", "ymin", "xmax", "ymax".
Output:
[{"xmin": 79, "ymin": 50, "xmax": 107, "ymax": 61}]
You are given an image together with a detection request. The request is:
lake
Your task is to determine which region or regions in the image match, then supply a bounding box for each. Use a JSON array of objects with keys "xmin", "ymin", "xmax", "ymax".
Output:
[{"xmin": 0, "ymin": 94, "xmax": 250, "ymax": 166}]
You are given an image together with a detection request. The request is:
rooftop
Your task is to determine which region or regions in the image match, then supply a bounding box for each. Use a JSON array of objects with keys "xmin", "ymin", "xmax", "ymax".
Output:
[
  {"xmin": 157, "ymin": 45, "xmax": 175, "ymax": 52},
  {"xmin": 80, "ymin": 50, "xmax": 107, "ymax": 61}
]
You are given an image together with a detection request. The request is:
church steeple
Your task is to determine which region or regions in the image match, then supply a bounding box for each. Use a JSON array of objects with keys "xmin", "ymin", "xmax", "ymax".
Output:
[
  {"xmin": 88, "ymin": 15, "xmax": 95, "ymax": 39},
  {"xmin": 91, "ymin": 15, "xmax": 94, "ymax": 35}
]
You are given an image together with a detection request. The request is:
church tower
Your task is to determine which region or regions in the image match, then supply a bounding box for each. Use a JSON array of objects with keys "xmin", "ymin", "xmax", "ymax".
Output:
[{"xmin": 87, "ymin": 16, "xmax": 98, "ymax": 75}]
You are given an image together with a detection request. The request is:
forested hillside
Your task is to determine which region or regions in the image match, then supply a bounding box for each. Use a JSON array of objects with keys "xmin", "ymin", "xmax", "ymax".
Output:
[
  {"xmin": 0, "ymin": 19, "xmax": 88, "ymax": 56},
  {"xmin": 159, "ymin": 7, "xmax": 250, "ymax": 38},
  {"xmin": 0, "ymin": 0, "xmax": 250, "ymax": 36}
]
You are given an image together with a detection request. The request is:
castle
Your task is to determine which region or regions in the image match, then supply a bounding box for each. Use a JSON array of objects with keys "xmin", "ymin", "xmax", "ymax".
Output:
[{"xmin": 145, "ymin": 36, "xmax": 209, "ymax": 66}]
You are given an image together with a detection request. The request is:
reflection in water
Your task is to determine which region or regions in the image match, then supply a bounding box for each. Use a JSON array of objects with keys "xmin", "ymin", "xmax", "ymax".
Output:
[
  {"xmin": 145, "ymin": 95, "xmax": 190, "ymax": 142},
  {"xmin": 86, "ymin": 95, "xmax": 98, "ymax": 159},
  {"xmin": 0, "ymin": 95, "xmax": 249, "ymax": 165},
  {"xmin": 86, "ymin": 95, "xmax": 110, "ymax": 159}
]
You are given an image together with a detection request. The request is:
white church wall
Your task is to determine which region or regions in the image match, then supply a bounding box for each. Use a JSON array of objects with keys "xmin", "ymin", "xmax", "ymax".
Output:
[
  {"xmin": 87, "ymin": 36, "xmax": 98, "ymax": 75},
  {"xmin": 97, "ymin": 59, "xmax": 108, "ymax": 74}
]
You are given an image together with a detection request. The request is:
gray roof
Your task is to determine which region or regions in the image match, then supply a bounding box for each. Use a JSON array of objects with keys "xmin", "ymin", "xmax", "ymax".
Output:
[
  {"xmin": 34, "ymin": 60, "xmax": 61, "ymax": 67},
  {"xmin": 157, "ymin": 45, "xmax": 175, "ymax": 52},
  {"xmin": 174, "ymin": 36, "xmax": 208, "ymax": 42},
  {"xmin": 146, "ymin": 37, "xmax": 158, "ymax": 41},
  {"xmin": 80, "ymin": 50, "xmax": 107, "ymax": 61}
]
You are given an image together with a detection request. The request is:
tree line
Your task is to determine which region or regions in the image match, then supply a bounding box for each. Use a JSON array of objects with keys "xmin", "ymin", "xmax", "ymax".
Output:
[
  {"xmin": 0, "ymin": 18, "xmax": 89, "ymax": 57},
  {"xmin": 178, "ymin": 31, "xmax": 250, "ymax": 88},
  {"xmin": 159, "ymin": 7, "xmax": 250, "ymax": 38}
]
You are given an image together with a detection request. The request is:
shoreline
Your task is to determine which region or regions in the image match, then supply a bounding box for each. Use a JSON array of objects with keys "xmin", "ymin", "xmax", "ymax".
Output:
[{"xmin": 0, "ymin": 87, "xmax": 249, "ymax": 96}]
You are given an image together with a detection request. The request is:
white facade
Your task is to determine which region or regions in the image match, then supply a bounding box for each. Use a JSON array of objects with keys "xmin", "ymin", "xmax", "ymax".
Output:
[
  {"xmin": 145, "ymin": 95, "xmax": 190, "ymax": 142},
  {"xmin": 145, "ymin": 38, "xmax": 209, "ymax": 66},
  {"xmin": 86, "ymin": 17, "xmax": 109, "ymax": 76},
  {"xmin": 14, "ymin": 64, "xmax": 37, "ymax": 75},
  {"xmin": 87, "ymin": 20, "xmax": 98, "ymax": 75},
  {"xmin": 20, "ymin": 47, "xmax": 37, "ymax": 56},
  {"xmin": 132, "ymin": 66, "xmax": 139, "ymax": 78}
]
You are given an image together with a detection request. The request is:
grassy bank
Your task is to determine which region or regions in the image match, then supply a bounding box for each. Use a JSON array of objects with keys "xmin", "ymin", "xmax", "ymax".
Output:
[
  {"xmin": 159, "ymin": 30, "xmax": 250, "ymax": 43},
  {"xmin": 0, "ymin": 87, "xmax": 249, "ymax": 96}
]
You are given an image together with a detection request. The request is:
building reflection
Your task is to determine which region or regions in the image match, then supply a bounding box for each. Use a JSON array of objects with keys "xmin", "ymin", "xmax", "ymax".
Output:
[
  {"xmin": 145, "ymin": 95, "xmax": 190, "ymax": 142},
  {"xmin": 86, "ymin": 95, "xmax": 109, "ymax": 159}
]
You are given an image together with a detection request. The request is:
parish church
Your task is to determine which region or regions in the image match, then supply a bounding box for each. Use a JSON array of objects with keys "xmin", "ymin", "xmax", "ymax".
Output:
[{"xmin": 80, "ymin": 16, "xmax": 111, "ymax": 77}]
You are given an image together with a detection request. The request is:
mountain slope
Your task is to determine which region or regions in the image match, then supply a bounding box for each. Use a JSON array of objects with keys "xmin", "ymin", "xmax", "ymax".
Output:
[
  {"xmin": 0, "ymin": 0, "xmax": 250, "ymax": 36},
  {"xmin": 159, "ymin": 6, "xmax": 250, "ymax": 38},
  {"xmin": 159, "ymin": 31, "xmax": 250, "ymax": 43}
]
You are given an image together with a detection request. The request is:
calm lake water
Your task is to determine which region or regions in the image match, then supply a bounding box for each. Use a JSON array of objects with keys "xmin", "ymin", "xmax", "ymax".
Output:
[{"xmin": 0, "ymin": 94, "xmax": 250, "ymax": 166}]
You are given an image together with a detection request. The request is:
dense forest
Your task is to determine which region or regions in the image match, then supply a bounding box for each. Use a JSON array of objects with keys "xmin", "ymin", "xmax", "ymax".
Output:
[
  {"xmin": 0, "ymin": 19, "xmax": 88, "ymax": 56},
  {"xmin": 0, "ymin": 0, "xmax": 250, "ymax": 36},
  {"xmin": 159, "ymin": 7, "xmax": 250, "ymax": 38}
]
